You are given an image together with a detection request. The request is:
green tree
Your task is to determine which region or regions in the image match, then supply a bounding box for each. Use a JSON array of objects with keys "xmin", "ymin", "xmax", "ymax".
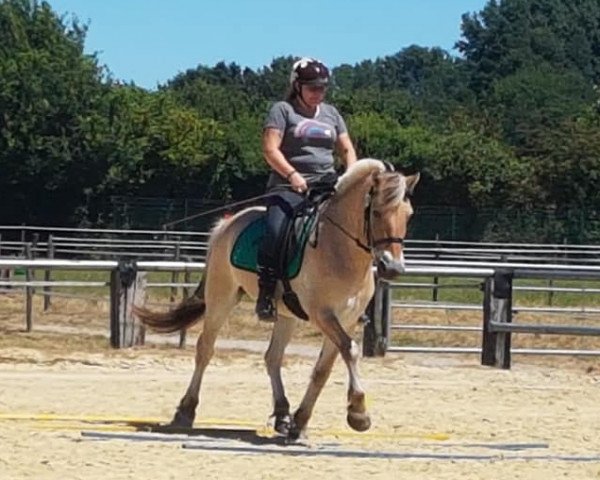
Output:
[
  {"xmin": 94, "ymin": 87, "xmax": 225, "ymax": 199},
  {"xmin": 427, "ymin": 130, "xmax": 531, "ymax": 209},
  {"xmin": 490, "ymin": 64, "xmax": 594, "ymax": 149},
  {"xmin": 458, "ymin": 0, "xmax": 600, "ymax": 92},
  {"xmin": 0, "ymin": 0, "xmax": 107, "ymax": 224}
]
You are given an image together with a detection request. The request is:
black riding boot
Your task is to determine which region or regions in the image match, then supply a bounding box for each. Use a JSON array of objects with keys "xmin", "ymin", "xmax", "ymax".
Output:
[{"xmin": 255, "ymin": 267, "xmax": 278, "ymax": 322}]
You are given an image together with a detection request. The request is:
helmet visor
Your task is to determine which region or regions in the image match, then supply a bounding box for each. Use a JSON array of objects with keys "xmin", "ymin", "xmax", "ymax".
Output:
[{"xmin": 300, "ymin": 77, "xmax": 329, "ymax": 87}]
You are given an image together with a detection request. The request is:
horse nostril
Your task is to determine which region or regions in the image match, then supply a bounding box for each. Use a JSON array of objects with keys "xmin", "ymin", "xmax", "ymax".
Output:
[{"xmin": 377, "ymin": 254, "xmax": 406, "ymax": 279}]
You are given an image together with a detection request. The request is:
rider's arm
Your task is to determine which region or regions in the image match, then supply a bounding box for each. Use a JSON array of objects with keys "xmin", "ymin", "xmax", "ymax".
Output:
[
  {"xmin": 336, "ymin": 132, "xmax": 357, "ymax": 169},
  {"xmin": 262, "ymin": 128, "xmax": 293, "ymax": 178},
  {"xmin": 262, "ymin": 128, "xmax": 307, "ymax": 192}
]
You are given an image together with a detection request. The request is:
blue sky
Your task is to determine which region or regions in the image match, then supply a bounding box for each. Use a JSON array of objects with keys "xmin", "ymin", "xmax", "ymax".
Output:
[{"xmin": 48, "ymin": 0, "xmax": 488, "ymax": 90}]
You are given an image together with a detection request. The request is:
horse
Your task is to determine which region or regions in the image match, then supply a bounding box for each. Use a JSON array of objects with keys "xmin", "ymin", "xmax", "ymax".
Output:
[{"xmin": 134, "ymin": 159, "xmax": 419, "ymax": 440}]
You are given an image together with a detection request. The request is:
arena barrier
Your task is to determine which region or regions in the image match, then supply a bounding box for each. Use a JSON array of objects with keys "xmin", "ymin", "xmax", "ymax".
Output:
[
  {"xmin": 0, "ymin": 258, "xmax": 205, "ymax": 348},
  {"xmin": 363, "ymin": 260, "xmax": 600, "ymax": 368},
  {"xmin": 3, "ymin": 257, "xmax": 600, "ymax": 363}
]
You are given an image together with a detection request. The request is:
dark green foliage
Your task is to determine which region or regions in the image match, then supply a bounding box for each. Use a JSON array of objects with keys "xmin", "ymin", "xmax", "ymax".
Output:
[
  {"xmin": 3, "ymin": 0, "xmax": 600, "ymax": 242},
  {"xmin": 0, "ymin": 0, "xmax": 107, "ymax": 224},
  {"xmin": 457, "ymin": 0, "xmax": 600, "ymax": 92}
]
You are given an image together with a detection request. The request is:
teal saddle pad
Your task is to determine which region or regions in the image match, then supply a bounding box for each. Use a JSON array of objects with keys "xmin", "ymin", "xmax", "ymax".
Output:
[{"xmin": 230, "ymin": 215, "xmax": 316, "ymax": 279}]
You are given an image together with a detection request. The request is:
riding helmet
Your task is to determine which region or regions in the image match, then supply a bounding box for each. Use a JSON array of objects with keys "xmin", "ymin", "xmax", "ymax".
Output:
[{"xmin": 289, "ymin": 57, "xmax": 330, "ymax": 86}]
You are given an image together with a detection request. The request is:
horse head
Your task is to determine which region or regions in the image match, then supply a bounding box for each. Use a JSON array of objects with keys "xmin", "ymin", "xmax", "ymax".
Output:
[{"xmin": 368, "ymin": 169, "xmax": 420, "ymax": 279}]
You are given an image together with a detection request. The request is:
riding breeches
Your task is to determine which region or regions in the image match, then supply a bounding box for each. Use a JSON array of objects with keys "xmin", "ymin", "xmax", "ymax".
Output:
[{"xmin": 257, "ymin": 189, "xmax": 305, "ymax": 274}]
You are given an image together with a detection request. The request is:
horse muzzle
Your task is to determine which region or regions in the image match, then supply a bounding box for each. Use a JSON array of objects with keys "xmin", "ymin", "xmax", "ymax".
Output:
[{"xmin": 376, "ymin": 251, "xmax": 405, "ymax": 279}]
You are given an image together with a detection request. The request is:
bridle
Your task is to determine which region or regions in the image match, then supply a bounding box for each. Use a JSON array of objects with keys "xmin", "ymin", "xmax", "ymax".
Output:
[{"xmin": 324, "ymin": 187, "xmax": 405, "ymax": 256}]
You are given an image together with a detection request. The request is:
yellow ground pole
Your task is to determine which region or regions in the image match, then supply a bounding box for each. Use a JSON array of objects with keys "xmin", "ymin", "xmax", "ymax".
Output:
[{"xmin": 0, "ymin": 412, "xmax": 451, "ymax": 441}]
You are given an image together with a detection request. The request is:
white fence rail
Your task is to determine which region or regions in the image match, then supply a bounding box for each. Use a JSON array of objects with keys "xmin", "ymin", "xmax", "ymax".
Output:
[
  {"xmin": 363, "ymin": 262, "xmax": 600, "ymax": 368},
  {"xmin": 0, "ymin": 259, "xmax": 205, "ymax": 348},
  {"xmin": 4, "ymin": 225, "xmax": 600, "ymax": 265},
  {"xmin": 3, "ymin": 249, "xmax": 600, "ymax": 367}
]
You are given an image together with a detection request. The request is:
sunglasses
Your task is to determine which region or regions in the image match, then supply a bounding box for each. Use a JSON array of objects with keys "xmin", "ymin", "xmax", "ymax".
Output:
[{"xmin": 305, "ymin": 85, "xmax": 327, "ymax": 93}]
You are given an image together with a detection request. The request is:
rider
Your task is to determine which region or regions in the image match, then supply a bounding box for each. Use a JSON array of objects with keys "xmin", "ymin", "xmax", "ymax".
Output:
[{"xmin": 256, "ymin": 57, "xmax": 357, "ymax": 321}]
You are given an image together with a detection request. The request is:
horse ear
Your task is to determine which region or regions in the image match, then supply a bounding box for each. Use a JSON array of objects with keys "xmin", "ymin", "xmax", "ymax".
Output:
[
  {"xmin": 383, "ymin": 161, "xmax": 395, "ymax": 172},
  {"xmin": 405, "ymin": 172, "xmax": 420, "ymax": 195}
]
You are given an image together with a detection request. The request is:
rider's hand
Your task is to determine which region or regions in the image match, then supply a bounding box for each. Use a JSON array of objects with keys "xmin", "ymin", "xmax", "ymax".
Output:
[{"xmin": 289, "ymin": 171, "xmax": 308, "ymax": 193}]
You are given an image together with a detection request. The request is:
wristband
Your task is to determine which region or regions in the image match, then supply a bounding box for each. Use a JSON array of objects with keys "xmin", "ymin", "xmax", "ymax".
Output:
[{"xmin": 286, "ymin": 170, "xmax": 297, "ymax": 181}]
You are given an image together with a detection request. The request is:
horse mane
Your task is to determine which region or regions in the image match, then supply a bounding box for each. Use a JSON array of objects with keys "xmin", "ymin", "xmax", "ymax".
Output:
[
  {"xmin": 336, "ymin": 159, "xmax": 408, "ymax": 211},
  {"xmin": 373, "ymin": 171, "xmax": 408, "ymax": 211},
  {"xmin": 335, "ymin": 158, "xmax": 386, "ymax": 197}
]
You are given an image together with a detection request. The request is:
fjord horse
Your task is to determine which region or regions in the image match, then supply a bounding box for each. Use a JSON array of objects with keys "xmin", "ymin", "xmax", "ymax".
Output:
[{"xmin": 134, "ymin": 159, "xmax": 419, "ymax": 439}]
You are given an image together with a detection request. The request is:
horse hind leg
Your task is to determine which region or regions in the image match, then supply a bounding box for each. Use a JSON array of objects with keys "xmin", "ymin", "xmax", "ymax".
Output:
[
  {"xmin": 171, "ymin": 276, "xmax": 241, "ymax": 427},
  {"xmin": 171, "ymin": 324, "xmax": 226, "ymax": 427}
]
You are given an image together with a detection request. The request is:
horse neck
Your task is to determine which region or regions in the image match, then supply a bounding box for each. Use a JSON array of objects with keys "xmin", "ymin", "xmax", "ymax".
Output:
[
  {"xmin": 322, "ymin": 177, "xmax": 373, "ymax": 268},
  {"xmin": 330, "ymin": 170, "xmax": 374, "ymax": 223}
]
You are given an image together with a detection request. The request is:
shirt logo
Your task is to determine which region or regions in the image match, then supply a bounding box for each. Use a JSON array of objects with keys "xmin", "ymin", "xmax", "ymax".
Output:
[{"xmin": 294, "ymin": 119, "xmax": 333, "ymax": 139}]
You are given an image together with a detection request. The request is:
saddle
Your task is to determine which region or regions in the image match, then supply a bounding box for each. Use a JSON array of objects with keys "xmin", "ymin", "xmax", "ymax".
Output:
[
  {"xmin": 230, "ymin": 175, "xmax": 338, "ymax": 320},
  {"xmin": 229, "ymin": 208, "xmax": 317, "ymax": 279}
]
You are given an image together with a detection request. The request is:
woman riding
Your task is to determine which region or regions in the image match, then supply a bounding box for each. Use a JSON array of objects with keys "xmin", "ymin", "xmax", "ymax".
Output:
[{"xmin": 256, "ymin": 57, "xmax": 357, "ymax": 321}]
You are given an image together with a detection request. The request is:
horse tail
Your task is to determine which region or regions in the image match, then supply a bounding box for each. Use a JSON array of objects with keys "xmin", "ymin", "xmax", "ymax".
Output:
[
  {"xmin": 134, "ymin": 212, "xmax": 240, "ymax": 333},
  {"xmin": 133, "ymin": 275, "xmax": 206, "ymax": 334}
]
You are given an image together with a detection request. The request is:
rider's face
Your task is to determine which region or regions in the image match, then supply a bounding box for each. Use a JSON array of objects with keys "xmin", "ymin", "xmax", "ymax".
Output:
[{"xmin": 300, "ymin": 84, "xmax": 327, "ymax": 107}]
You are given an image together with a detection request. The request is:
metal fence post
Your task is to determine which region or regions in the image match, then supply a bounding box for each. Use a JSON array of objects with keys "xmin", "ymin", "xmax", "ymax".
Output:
[
  {"xmin": 178, "ymin": 267, "xmax": 191, "ymax": 349},
  {"xmin": 170, "ymin": 240, "xmax": 186, "ymax": 348},
  {"xmin": 171, "ymin": 240, "xmax": 181, "ymax": 304},
  {"xmin": 432, "ymin": 233, "xmax": 440, "ymax": 302},
  {"xmin": 383, "ymin": 280, "xmax": 391, "ymax": 351},
  {"xmin": 363, "ymin": 274, "xmax": 390, "ymax": 357},
  {"xmin": 43, "ymin": 235, "xmax": 54, "ymax": 311},
  {"xmin": 362, "ymin": 290, "xmax": 376, "ymax": 357},
  {"xmin": 0, "ymin": 233, "xmax": 8, "ymax": 285},
  {"xmin": 481, "ymin": 269, "xmax": 513, "ymax": 369},
  {"xmin": 24, "ymin": 243, "xmax": 34, "ymax": 331},
  {"xmin": 30, "ymin": 233, "xmax": 38, "ymax": 292}
]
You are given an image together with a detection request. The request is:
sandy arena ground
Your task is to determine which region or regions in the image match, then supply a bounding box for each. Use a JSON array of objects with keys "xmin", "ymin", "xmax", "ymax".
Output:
[{"xmin": 1, "ymin": 296, "xmax": 600, "ymax": 479}]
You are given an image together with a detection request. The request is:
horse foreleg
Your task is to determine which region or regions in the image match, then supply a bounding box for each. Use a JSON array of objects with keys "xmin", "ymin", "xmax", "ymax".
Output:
[
  {"xmin": 290, "ymin": 338, "xmax": 338, "ymax": 439},
  {"xmin": 264, "ymin": 315, "xmax": 296, "ymax": 436},
  {"xmin": 316, "ymin": 311, "xmax": 371, "ymax": 433}
]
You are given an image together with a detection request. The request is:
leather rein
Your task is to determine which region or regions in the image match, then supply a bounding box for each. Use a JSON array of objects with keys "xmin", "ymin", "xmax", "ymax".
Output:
[{"xmin": 324, "ymin": 188, "xmax": 404, "ymax": 255}]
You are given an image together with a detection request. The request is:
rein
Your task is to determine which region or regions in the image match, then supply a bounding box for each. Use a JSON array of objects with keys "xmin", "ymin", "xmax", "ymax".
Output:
[
  {"xmin": 324, "ymin": 189, "xmax": 404, "ymax": 256},
  {"xmin": 161, "ymin": 192, "xmax": 274, "ymax": 229},
  {"xmin": 324, "ymin": 214, "xmax": 372, "ymax": 254}
]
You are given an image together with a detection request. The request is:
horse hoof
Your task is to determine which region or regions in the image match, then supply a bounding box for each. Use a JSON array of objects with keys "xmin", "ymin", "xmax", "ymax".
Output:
[
  {"xmin": 287, "ymin": 425, "xmax": 300, "ymax": 441},
  {"xmin": 273, "ymin": 414, "xmax": 294, "ymax": 437},
  {"xmin": 287, "ymin": 423, "xmax": 307, "ymax": 442},
  {"xmin": 170, "ymin": 410, "xmax": 194, "ymax": 428},
  {"xmin": 347, "ymin": 411, "xmax": 371, "ymax": 432}
]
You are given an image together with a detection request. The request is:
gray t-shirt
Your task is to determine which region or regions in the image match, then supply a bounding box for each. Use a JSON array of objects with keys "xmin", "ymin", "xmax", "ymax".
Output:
[{"xmin": 264, "ymin": 101, "xmax": 348, "ymax": 189}]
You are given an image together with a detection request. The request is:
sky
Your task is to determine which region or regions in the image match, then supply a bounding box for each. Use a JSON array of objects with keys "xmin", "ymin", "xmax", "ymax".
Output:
[{"xmin": 48, "ymin": 0, "xmax": 488, "ymax": 90}]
